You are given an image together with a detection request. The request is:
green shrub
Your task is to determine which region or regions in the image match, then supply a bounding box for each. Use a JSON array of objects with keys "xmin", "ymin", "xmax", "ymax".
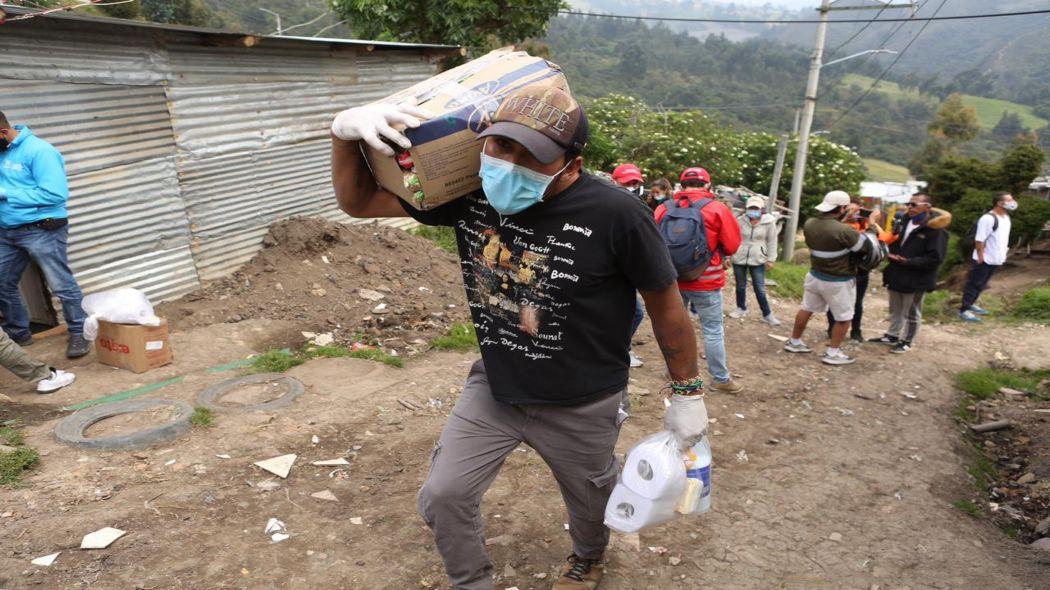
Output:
[
  {"xmin": 348, "ymin": 348, "xmax": 404, "ymax": 368},
  {"xmin": 0, "ymin": 426, "xmax": 24, "ymax": 447},
  {"xmin": 952, "ymin": 499, "xmax": 981, "ymax": 517},
  {"xmin": 247, "ymin": 349, "xmax": 303, "ymax": 374},
  {"xmin": 939, "ymin": 233, "xmax": 963, "ymax": 280},
  {"xmin": 767, "ymin": 262, "xmax": 808, "ymax": 300},
  {"xmin": 955, "ymin": 367, "xmax": 1050, "ymax": 399},
  {"xmin": 0, "ymin": 447, "xmax": 38, "ymax": 486},
  {"xmin": 190, "ymin": 407, "xmax": 215, "ymax": 428},
  {"xmin": 412, "ymin": 225, "xmax": 457, "ymax": 253},
  {"xmin": 431, "ymin": 323, "xmax": 479, "ymax": 351},
  {"xmin": 922, "ymin": 289, "xmax": 953, "ymax": 321},
  {"xmin": 1011, "ymin": 287, "xmax": 1050, "ymax": 323}
]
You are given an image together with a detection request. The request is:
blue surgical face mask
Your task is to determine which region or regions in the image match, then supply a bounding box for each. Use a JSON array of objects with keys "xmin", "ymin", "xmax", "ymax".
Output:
[
  {"xmin": 746, "ymin": 210, "xmax": 762, "ymax": 219},
  {"xmin": 479, "ymin": 151, "xmax": 571, "ymax": 215}
]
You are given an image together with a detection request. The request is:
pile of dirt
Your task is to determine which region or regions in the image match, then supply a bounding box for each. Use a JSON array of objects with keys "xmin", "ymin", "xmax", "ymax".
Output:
[{"xmin": 157, "ymin": 218, "xmax": 469, "ymax": 353}]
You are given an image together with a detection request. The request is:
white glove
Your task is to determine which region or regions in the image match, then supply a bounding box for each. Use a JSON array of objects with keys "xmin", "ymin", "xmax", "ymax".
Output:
[
  {"xmin": 331, "ymin": 102, "xmax": 429, "ymax": 156},
  {"xmin": 663, "ymin": 393, "xmax": 709, "ymax": 450}
]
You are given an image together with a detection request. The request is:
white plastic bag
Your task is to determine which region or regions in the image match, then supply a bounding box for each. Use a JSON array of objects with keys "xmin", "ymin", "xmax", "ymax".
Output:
[
  {"xmin": 81, "ymin": 288, "xmax": 161, "ymax": 341},
  {"xmin": 604, "ymin": 431, "xmax": 686, "ymax": 534}
]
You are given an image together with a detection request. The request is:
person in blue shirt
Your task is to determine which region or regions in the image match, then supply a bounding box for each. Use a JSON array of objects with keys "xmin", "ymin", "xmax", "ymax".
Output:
[{"xmin": 0, "ymin": 111, "xmax": 90, "ymax": 358}]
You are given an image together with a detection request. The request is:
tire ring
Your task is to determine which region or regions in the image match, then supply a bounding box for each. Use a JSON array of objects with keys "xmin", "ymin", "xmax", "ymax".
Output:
[
  {"xmin": 195, "ymin": 373, "xmax": 305, "ymax": 413},
  {"xmin": 54, "ymin": 398, "xmax": 194, "ymax": 451}
]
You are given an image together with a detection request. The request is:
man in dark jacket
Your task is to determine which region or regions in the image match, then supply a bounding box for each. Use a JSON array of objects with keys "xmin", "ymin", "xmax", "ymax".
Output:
[{"xmin": 870, "ymin": 193, "xmax": 951, "ymax": 353}]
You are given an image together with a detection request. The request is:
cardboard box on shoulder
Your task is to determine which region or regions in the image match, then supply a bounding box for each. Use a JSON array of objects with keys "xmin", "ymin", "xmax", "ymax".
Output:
[
  {"xmin": 96, "ymin": 319, "xmax": 173, "ymax": 374},
  {"xmin": 362, "ymin": 48, "xmax": 569, "ymax": 211}
]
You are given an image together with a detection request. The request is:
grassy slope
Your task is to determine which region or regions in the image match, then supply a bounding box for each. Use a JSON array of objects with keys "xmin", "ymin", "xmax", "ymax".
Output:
[
  {"xmin": 840, "ymin": 74, "xmax": 1048, "ymax": 131},
  {"xmin": 862, "ymin": 157, "xmax": 910, "ymax": 182}
]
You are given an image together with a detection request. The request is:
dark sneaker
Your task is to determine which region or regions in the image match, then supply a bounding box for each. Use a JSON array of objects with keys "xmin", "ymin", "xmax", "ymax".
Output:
[
  {"xmin": 821, "ymin": 350, "xmax": 856, "ymax": 365},
  {"xmin": 889, "ymin": 341, "xmax": 912, "ymax": 354},
  {"xmin": 553, "ymin": 554, "xmax": 604, "ymax": 590},
  {"xmin": 867, "ymin": 335, "xmax": 898, "ymax": 345},
  {"xmin": 66, "ymin": 334, "xmax": 91, "ymax": 359},
  {"xmin": 850, "ymin": 329, "xmax": 864, "ymax": 343},
  {"xmin": 13, "ymin": 334, "xmax": 34, "ymax": 347},
  {"xmin": 784, "ymin": 341, "xmax": 813, "ymax": 353}
]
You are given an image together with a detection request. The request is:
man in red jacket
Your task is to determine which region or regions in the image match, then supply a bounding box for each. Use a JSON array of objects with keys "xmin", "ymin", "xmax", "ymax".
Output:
[{"xmin": 655, "ymin": 167, "xmax": 743, "ymax": 393}]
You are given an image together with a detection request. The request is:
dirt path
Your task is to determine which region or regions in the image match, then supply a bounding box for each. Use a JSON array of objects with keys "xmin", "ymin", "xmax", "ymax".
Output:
[{"xmin": 1, "ymin": 291, "xmax": 1048, "ymax": 589}]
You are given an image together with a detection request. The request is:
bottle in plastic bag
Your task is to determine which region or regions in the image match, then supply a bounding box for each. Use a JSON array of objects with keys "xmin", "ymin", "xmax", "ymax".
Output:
[{"xmin": 676, "ymin": 435, "xmax": 711, "ymax": 515}]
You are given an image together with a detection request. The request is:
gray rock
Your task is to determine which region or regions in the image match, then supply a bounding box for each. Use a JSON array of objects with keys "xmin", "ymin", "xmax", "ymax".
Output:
[
  {"xmin": 1017, "ymin": 472, "xmax": 1037, "ymax": 485},
  {"xmin": 1030, "ymin": 538, "xmax": 1050, "ymax": 552},
  {"xmin": 1036, "ymin": 516, "xmax": 1050, "ymax": 535}
]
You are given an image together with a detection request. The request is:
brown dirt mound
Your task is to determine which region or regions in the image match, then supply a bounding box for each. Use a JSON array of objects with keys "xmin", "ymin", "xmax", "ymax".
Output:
[{"xmin": 157, "ymin": 218, "xmax": 469, "ymax": 352}]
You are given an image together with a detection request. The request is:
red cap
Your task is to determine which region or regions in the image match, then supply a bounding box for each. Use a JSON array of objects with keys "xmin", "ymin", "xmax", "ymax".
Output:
[
  {"xmin": 680, "ymin": 167, "xmax": 710, "ymax": 184},
  {"xmin": 612, "ymin": 163, "xmax": 644, "ymax": 186}
]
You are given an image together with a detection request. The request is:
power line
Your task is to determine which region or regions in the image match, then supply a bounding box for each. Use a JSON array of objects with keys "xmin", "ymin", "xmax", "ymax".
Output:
[
  {"xmin": 555, "ymin": 7, "xmax": 1050, "ymax": 25},
  {"xmin": 828, "ymin": 0, "xmax": 949, "ymax": 129},
  {"xmin": 825, "ymin": 1, "xmax": 892, "ymax": 59}
]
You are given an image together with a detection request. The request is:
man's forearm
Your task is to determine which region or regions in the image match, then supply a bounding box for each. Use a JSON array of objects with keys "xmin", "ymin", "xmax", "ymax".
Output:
[
  {"xmin": 332, "ymin": 136, "xmax": 377, "ymax": 216},
  {"xmin": 640, "ymin": 285, "xmax": 699, "ymax": 381},
  {"xmin": 974, "ymin": 241, "xmax": 985, "ymax": 261}
]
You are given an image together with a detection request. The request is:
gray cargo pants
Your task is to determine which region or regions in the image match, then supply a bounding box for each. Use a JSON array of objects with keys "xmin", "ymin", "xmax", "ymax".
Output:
[
  {"xmin": 0, "ymin": 330, "xmax": 50, "ymax": 383},
  {"xmin": 417, "ymin": 360, "xmax": 629, "ymax": 590},
  {"xmin": 887, "ymin": 289, "xmax": 926, "ymax": 343}
]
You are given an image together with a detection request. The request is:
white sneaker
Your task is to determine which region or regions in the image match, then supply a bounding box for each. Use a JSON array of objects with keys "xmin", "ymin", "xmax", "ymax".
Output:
[
  {"xmin": 37, "ymin": 369, "xmax": 75, "ymax": 393},
  {"xmin": 761, "ymin": 314, "xmax": 781, "ymax": 326},
  {"xmin": 728, "ymin": 308, "xmax": 747, "ymax": 319},
  {"xmin": 628, "ymin": 351, "xmax": 644, "ymax": 368},
  {"xmin": 821, "ymin": 351, "xmax": 856, "ymax": 366}
]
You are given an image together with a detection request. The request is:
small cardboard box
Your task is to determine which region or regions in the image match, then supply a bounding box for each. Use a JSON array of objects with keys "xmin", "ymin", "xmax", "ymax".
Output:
[
  {"xmin": 363, "ymin": 48, "xmax": 569, "ymax": 210},
  {"xmin": 96, "ymin": 319, "xmax": 173, "ymax": 374}
]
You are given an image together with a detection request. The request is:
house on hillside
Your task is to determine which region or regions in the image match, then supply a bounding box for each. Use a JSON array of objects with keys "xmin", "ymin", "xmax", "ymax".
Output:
[
  {"xmin": 0, "ymin": 4, "xmax": 459, "ymax": 323},
  {"xmin": 1028, "ymin": 176, "xmax": 1050, "ymax": 199},
  {"xmin": 859, "ymin": 180, "xmax": 927, "ymax": 207}
]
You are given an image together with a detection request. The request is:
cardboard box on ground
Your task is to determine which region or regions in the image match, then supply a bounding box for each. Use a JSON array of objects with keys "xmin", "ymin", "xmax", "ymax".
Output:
[
  {"xmin": 363, "ymin": 48, "xmax": 569, "ymax": 211},
  {"xmin": 96, "ymin": 319, "xmax": 173, "ymax": 373}
]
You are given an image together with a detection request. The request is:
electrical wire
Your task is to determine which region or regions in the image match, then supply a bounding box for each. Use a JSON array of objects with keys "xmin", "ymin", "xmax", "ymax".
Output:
[
  {"xmin": 825, "ymin": 0, "xmax": 892, "ymax": 59},
  {"xmin": 553, "ymin": 7, "xmax": 1050, "ymax": 25},
  {"xmin": 828, "ymin": 0, "xmax": 950, "ymax": 129}
]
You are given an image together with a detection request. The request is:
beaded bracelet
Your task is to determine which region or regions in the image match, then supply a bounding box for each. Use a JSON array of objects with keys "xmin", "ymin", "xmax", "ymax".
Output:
[{"xmin": 664, "ymin": 376, "xmax": 704, "ymax": 396}]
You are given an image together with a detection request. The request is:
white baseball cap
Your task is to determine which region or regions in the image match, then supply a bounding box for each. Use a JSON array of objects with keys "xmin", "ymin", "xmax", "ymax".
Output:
[
  {"xmin": 815, "ymin": 190, "xmax": 851, "ymax": 212},
  {"xmin": 746, "ymin": 196, "xmax": 765, "ymax": 209}
]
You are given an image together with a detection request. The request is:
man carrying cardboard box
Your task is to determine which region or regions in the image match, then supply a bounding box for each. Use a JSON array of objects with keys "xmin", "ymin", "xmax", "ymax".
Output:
[{"xmin": 332, "ymin": 86, "xmax": 707, "ymax": 590}]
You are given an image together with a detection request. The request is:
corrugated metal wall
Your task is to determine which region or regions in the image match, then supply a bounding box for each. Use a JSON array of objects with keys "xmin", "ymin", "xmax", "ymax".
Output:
[{"xmin": 0, "ymin": 16, "xmax": 435, "ymax": 305}]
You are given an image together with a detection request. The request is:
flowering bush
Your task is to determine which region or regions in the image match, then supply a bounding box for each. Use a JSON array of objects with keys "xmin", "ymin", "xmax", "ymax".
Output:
[{"xmin": 583, "ymin": 95, "xmax": 865, "ymax": 211}]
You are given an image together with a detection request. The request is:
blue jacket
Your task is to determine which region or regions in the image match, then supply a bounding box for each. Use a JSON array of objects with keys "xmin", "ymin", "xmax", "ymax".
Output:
[{"xmin": 0, "ymin": 126, "xmax": 69, "ymax": 228}]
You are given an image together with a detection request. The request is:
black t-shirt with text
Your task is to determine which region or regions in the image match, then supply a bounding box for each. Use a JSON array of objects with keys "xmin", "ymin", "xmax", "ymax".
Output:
[{"xmin": 400, "ymin": 172, "xmax": 676, "ymax": 405}]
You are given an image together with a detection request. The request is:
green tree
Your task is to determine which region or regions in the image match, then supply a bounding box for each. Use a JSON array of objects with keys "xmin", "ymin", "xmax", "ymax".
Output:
[
  {"xmin": 141, "ymin": 0, "xmax": 216, "ymax": 27},
  {"xmin": 997, "ymin": 141, "xmax": 1045, "ymax": 196},
  {"xmin": 1011, "ymin": 195, "xmax": 1050, "ymax": 247},
  {"xmin": 98, "ymin": 0, "xmax": 141, "ymax": 19},
  {"xmin": 908, "ymin": 138, "xmax": 947, "ymax": 178},
  {"xmin": 330, "ymin": 0, "xmax": 564, "ymax": 54},
  {"xmin": 927, "ymin": 93, "xmax": 980, "ymax": 152},
  {"xmin": 991, "ymin": 111, "xmax": 1027, "ymax": 141},
  {"xmin": 924, "ymin": 157, "xmax": 999, "ymax": 207},
  {"xmin": 583, "ymin": 94, "xmax": 865, "ymax": 219}
]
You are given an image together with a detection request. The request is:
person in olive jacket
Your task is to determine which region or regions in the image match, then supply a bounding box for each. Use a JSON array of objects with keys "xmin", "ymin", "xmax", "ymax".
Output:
[{"xmin": 871, "ymin": 193, "xmax": 951, "ymax": 353}]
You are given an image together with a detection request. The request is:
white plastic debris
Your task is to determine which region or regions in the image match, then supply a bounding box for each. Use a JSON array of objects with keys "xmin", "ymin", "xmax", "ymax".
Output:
[
  {"xmin": 311, "ymin": 435, "xmax": 320, "ymax": 445},
  {"xmin": 216, "ymin": 454, "xmax": 231, "ymax": 459},
  {"xmin": 736, "ymin": 449, "xmax": 749, "ymax": 462},
  {"xmin": 311, "ymin": 490, "xmax": 339, "ymax": 502},
  {"xmin": 311, "ymin": 458, "xmax": 350, "ymax": 466},
  {"xmin": 265, "ymin": 518, "xmax": 290, "ymax": 543},
  {"xmin": 254, "ymin": 454, "xmax": 297, "ymax": 478},
  {"xmin": 81, "ymin": 527, "xmax": 126, "ymax": 549},
  {"xmin": 31, "ymin": 552, "xmax": 60, "ymax": 566},
  {"xmin": 313, "ymin": 333, "xmax": 334, "ymax": 346},
  {"xmin": 349, "ymin": 517, "xmax": 363, "ymax": 525}
]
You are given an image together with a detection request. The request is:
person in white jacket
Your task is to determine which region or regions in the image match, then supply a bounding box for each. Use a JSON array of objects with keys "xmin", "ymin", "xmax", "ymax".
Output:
[{"xmin": 729, "ymin": 196, "xmax": 781, "ymax": 325}]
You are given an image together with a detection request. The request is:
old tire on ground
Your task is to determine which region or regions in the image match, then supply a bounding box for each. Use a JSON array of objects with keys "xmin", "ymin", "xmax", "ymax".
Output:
[
  {"xmin": 195, "ymin": 373, "xmax": 305, "ymax": 413},
  {"xmin": 54, "ymin": 398, "xmax": 194, "ymax": 451}
]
